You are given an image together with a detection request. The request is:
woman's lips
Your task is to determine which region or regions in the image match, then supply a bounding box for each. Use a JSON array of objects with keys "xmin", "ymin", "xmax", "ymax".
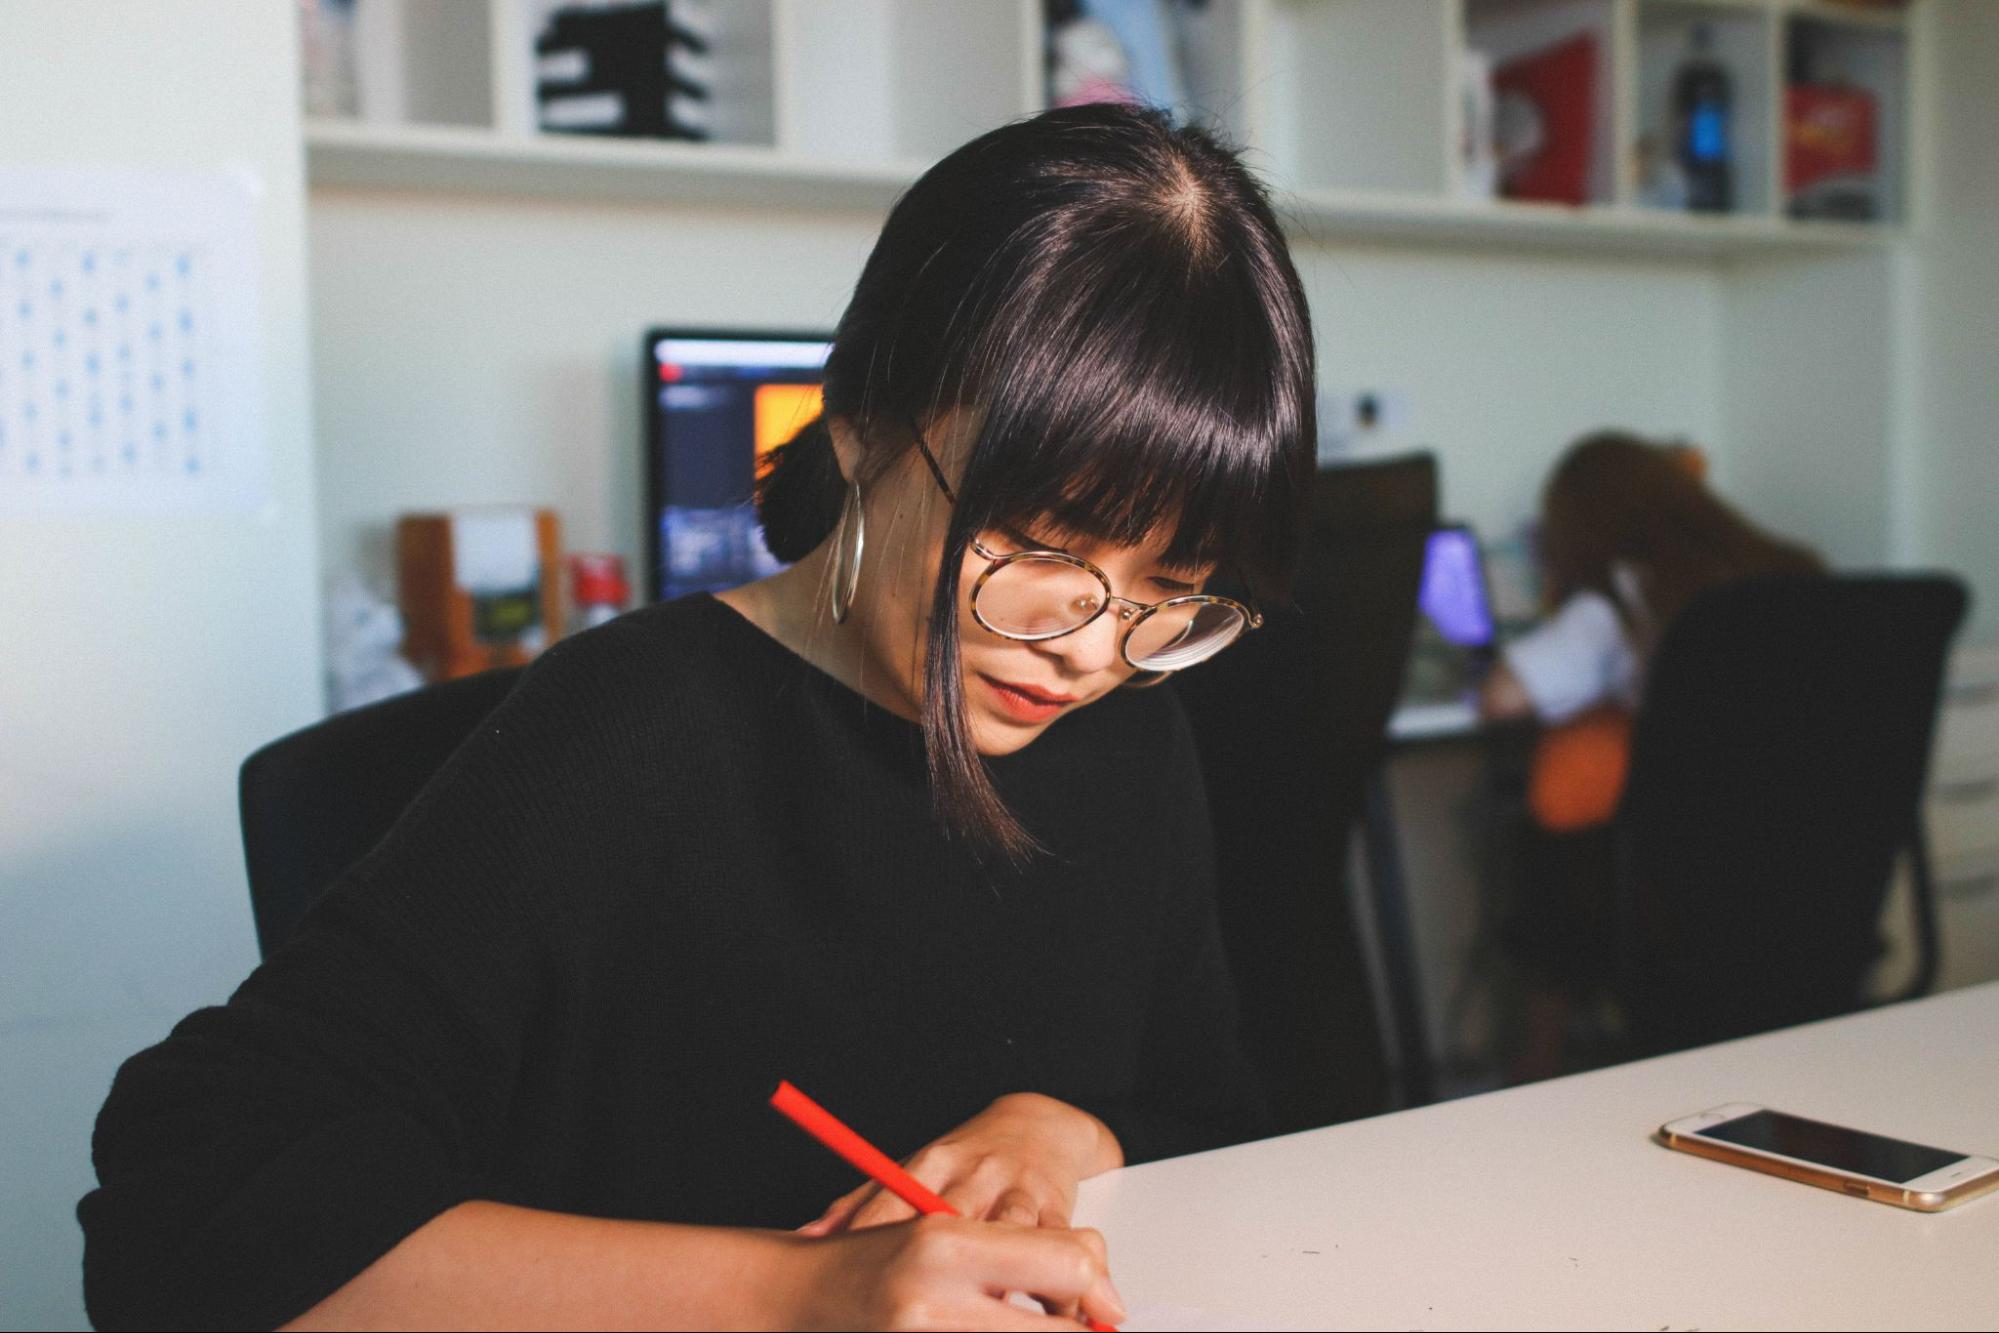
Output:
[
  {"xmin": 979, "ymin": 673, "xmax": 1076, "ymax": 723},
  {"xmin": 995, "ymin": 678, "xmax": 1077, "ymax": 705}
]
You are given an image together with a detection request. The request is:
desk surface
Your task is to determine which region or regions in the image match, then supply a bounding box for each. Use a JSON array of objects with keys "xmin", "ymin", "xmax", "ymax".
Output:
[
  {"xmin": 1075, "ymin": 983, "xmax": 1999, "ymax": 1331},
  {"xmin": 1386, "ymin": 698, "xmax": 1483, "ymax": 742}
]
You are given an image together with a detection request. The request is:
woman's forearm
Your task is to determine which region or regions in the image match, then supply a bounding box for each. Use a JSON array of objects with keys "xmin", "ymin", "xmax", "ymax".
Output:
[{"xmin": 281, "ymin": 1200, "xmax": 805, "ymax": 1332}]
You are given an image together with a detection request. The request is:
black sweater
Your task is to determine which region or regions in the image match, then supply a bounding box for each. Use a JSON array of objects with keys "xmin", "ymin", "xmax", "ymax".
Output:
[{"xmin": 79, "ymin": 593, "xmax": 1266, "ymax": 1330}]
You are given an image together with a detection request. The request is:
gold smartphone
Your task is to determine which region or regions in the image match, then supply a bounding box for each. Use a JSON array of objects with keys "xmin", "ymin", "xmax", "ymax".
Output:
[{"xmin": 1660, "ymin": 1103, "xmax": 1999, "ymax": 1212}]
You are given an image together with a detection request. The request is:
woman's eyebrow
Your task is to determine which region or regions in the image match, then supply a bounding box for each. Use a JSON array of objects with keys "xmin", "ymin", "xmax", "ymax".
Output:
[{"xmin": 1153, "ymin": 555, "xmax": 1213, "ymax": 581}]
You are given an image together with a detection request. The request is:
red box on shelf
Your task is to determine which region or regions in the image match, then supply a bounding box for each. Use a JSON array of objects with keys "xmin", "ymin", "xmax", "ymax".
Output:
[
  {"xmin": 1786, "ymin": 83, "xmax": 1878, "ymax": 197},
  {"xmin": 1493, "ymin": 32, "xmax": 1599, "ymax": 207}
]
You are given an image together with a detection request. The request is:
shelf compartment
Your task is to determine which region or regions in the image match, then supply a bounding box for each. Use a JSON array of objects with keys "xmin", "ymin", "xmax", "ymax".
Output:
[
  {"xmin": 1252, "ymin": 0, "xmax": 1454, "ymax": 195},
  {"xmin": 310, "ymin": 0, "xmax": 499, "ymax": 128},
  {"xmin": 502, "ymin": 1, "xmax": 778, "ymax": 148},
  {"xmin": 1631, "ymin": 0, "xmax": 1780, "ymax": 218},
  {"xmin": 1037, "ymin": 1, "xmax": 1249, "ymax": 144},
  {"xmin": 1783, "ymin": 10, "xmax": 1907, "ymax": 223},
  {"xmin": 1462, "ymin": 0, "xmax": 1621, "ymax": 207}
]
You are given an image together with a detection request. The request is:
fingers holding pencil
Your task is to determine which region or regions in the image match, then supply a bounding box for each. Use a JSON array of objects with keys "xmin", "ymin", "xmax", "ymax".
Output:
[
  {"xmin": 772, "ymin": 1081, "xmax": 1124, "ymax": 1331},
  {"xmin": 796, "ymin": 1090, "xmax": 1112, "ymax": 1234},
  {"xmin": 802, "ymin": 1154, "xmax": 1074, "ymax": 1234}
]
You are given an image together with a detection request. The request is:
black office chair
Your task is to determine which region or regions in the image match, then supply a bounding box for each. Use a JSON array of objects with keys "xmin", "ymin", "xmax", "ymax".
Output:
[
  {"xmin": 1614, "ymin": 572, "xmax": 1968, "ymax": 1055},
  {"xmin": 1174, "ymin": 452, "xmax": 1437, "ymax": 1134},
  {"xmin": 239, "ymin": 667, "xmax": 523, "ymax": 956}
]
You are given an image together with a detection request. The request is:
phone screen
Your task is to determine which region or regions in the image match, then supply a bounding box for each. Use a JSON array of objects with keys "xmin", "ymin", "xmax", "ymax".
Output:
[{"xmin": 1702, "ymin": 1110, "xmax": 1962, "ymax": 1183}]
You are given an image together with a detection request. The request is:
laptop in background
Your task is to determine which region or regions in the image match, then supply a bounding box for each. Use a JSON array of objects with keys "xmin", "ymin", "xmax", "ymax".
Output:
[
  {"xmin": 1394, "ymin": 524, "xmax": 1500, "ymax": 737},
  {"xmin": 1419, "ymin": 524, "xmax": 1499, "ymax": 655}
]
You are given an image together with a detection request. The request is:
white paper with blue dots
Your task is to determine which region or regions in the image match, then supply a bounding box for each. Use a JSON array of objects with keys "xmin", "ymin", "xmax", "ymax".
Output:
[{"xmin": 0, "ymin": 168, "xmax": 266, "ymax": 512}]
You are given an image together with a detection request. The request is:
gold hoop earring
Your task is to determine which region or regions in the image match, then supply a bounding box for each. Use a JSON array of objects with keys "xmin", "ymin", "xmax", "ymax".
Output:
[{"xmin": 830, "ymin": 479, "xmax": 865, "ymax": 624}]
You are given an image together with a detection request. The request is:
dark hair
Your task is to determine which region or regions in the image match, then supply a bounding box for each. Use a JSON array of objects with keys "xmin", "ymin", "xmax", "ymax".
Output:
[
  {"xmin": 1538, "ymin": 431, "xmax": 1824, "ymax": 646},
  {"xmin": 757, "ymin": 103, "xmax": 1317, "ymax": 857}
]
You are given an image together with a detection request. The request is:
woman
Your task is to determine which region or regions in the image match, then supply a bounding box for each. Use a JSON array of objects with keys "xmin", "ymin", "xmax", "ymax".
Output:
[
  {"xmin": 1479, "ymin": 431, "xmax": 1822, "ymax": 1078},
  {"xmin": 1482, "ymin": 432, "xmax": 1822, "ymax": 730},
  {"xmin": 80, "ymin": 104, "xmax": 1315, "ymax": 1330}
]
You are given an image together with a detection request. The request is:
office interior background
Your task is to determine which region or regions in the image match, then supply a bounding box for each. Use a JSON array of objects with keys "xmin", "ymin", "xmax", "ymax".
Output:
[{"xmin": 4, "ymin": 1, "xmax": 1997, "ymax": 1326}]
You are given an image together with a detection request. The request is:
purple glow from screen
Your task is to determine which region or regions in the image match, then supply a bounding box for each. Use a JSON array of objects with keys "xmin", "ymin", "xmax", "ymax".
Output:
[{"xmin": 1419, "ymin": 528, "xmax": 1496, "ymax": 648}]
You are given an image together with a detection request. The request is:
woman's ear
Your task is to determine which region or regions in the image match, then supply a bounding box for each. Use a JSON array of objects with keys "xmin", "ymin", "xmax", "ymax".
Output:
[{"xmin": 826, "ymin": 416, "xmax": 864, "ymax": 484}]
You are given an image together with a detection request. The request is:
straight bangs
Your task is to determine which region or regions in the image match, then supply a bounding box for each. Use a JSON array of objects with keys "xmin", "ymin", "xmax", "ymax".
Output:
[{"xmin": 943, "ymin": 216, "xmax": 1315, "ymax": 599}]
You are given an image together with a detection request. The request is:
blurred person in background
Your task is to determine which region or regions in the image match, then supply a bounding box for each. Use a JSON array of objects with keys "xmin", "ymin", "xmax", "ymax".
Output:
[{"xmin": 1481, "ymin": 431, "xmax": 1824, "ymax": 1079}]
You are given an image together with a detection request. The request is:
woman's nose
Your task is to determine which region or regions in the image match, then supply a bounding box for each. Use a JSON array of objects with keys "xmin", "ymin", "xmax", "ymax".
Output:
[{"xmin": 1045, "ymin": 604, "xmax": 1128, "ymax": 674}]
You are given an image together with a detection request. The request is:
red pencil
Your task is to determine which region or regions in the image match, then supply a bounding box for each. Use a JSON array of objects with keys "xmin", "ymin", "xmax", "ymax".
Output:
[{"xmin": 769, "ymin": 1080, "xmax": 1119, "ymax": 1332}]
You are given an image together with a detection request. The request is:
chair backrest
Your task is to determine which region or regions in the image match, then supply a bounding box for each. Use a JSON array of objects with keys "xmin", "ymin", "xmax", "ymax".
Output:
[
  {"xmin": 1174, "ymin": 452, "xmax": 1437, "ymax": 1134},
  {"xmin": 239, "ymin": 667, "xmax": 523, "ymax": 956},
  {"xmin": 1616, "ymin": 572, "xmax": 1967, "ymax": 1053}
]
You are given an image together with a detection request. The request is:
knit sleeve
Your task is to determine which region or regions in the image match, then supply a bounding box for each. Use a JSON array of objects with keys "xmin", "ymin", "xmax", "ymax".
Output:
[
  {"xmin": 77, "ymin": 631, "xmax": 644, "ymax": 1331},
  {"xmin": 1095, "ymin": 694, "xmax": 1270, "ymax": 1166}
]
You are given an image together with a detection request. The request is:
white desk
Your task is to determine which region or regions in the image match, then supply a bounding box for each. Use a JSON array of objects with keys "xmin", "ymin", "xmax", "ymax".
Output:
[
  {"xmin": 1076, "ymin": 983, "xmax": 1999, "ymax": 1331},
  {"xmin": 1385, "ymin": 698, "xmax": 1482, "ymax": 743}
]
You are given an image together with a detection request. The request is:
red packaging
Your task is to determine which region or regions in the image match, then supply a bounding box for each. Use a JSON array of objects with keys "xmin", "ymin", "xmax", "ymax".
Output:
[
  {"xmin": 568, "ymin": 553, "xmax": 630, "ymax": 609},
  {"xmin": 1786, "ymin": 84, "xmax": 1877, "ymax": 194},
  {"xmin": 1493, "ymin": 33, "xmax": 1599, "ymax": 206}
]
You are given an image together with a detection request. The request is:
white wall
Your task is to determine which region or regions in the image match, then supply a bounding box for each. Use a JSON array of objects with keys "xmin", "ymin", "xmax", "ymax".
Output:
[
  {"xmin": 0, "ymin": 5, "xmax": 322, "ymax": 1328},
  {"xmin": 1907, "ymin": 0, "xmax": 1999, "ymax": 641},
  {"xmin": 1296, "ymin": 241, "xmax": 1724, "ymax": 535},
  {"xmin": 309, "ymin": 196, "xmax": 1725, "ymax": 598},
  {"xmin": 309, "ymin": 191, "xmax": 880, "ymax": 588},
  {"xmin": 1719, "ymin": 248, "xmax": 1900, "ymax": 570}
]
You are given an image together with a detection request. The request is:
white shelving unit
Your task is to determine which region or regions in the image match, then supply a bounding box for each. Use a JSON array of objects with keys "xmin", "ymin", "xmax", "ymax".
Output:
[{"xmin": 305, "ymin": 0, "xmax": 1915, "ymax": 255}]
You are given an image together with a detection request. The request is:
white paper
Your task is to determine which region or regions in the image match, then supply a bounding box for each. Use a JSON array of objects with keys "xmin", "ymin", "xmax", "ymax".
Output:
[{"xmin": 0, "ymin": 166, "xmax": 268, "ymax": 513}]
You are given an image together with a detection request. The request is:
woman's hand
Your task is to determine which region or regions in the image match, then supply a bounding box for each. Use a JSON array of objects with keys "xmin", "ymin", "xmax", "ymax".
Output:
[
  {"xmin": 778, "ymin": 1214, "xmax": 1127, "ymax": 1332},
  {"xmin": 799, "ymin": 1093, "xmax": 1123, "ymax": 1234},
  {"xmin": 1478, "ymin": 659, "xmax": 1535, "ymax": 721}
]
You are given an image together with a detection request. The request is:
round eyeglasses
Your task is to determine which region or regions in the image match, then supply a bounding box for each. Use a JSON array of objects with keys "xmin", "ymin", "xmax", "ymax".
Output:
[
  {"xmin": 909, "ymin": 430, "xmax": 1263, "ymax": 675},
  {"xmin": 966, "ymin": 537, "xmax": 1261, "ymax": 672}
]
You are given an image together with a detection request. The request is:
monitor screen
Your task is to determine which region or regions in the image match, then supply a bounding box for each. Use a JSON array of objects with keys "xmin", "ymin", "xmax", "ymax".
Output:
[{"xmin": 646, "ymin": 330, "xmax": 833, "ymax": 601}]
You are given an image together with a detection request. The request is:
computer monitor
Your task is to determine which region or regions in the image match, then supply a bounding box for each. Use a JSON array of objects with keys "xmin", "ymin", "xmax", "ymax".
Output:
[{"xmin": 644, "ymin": 328, "xmax": 833, "ymax": 601}]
